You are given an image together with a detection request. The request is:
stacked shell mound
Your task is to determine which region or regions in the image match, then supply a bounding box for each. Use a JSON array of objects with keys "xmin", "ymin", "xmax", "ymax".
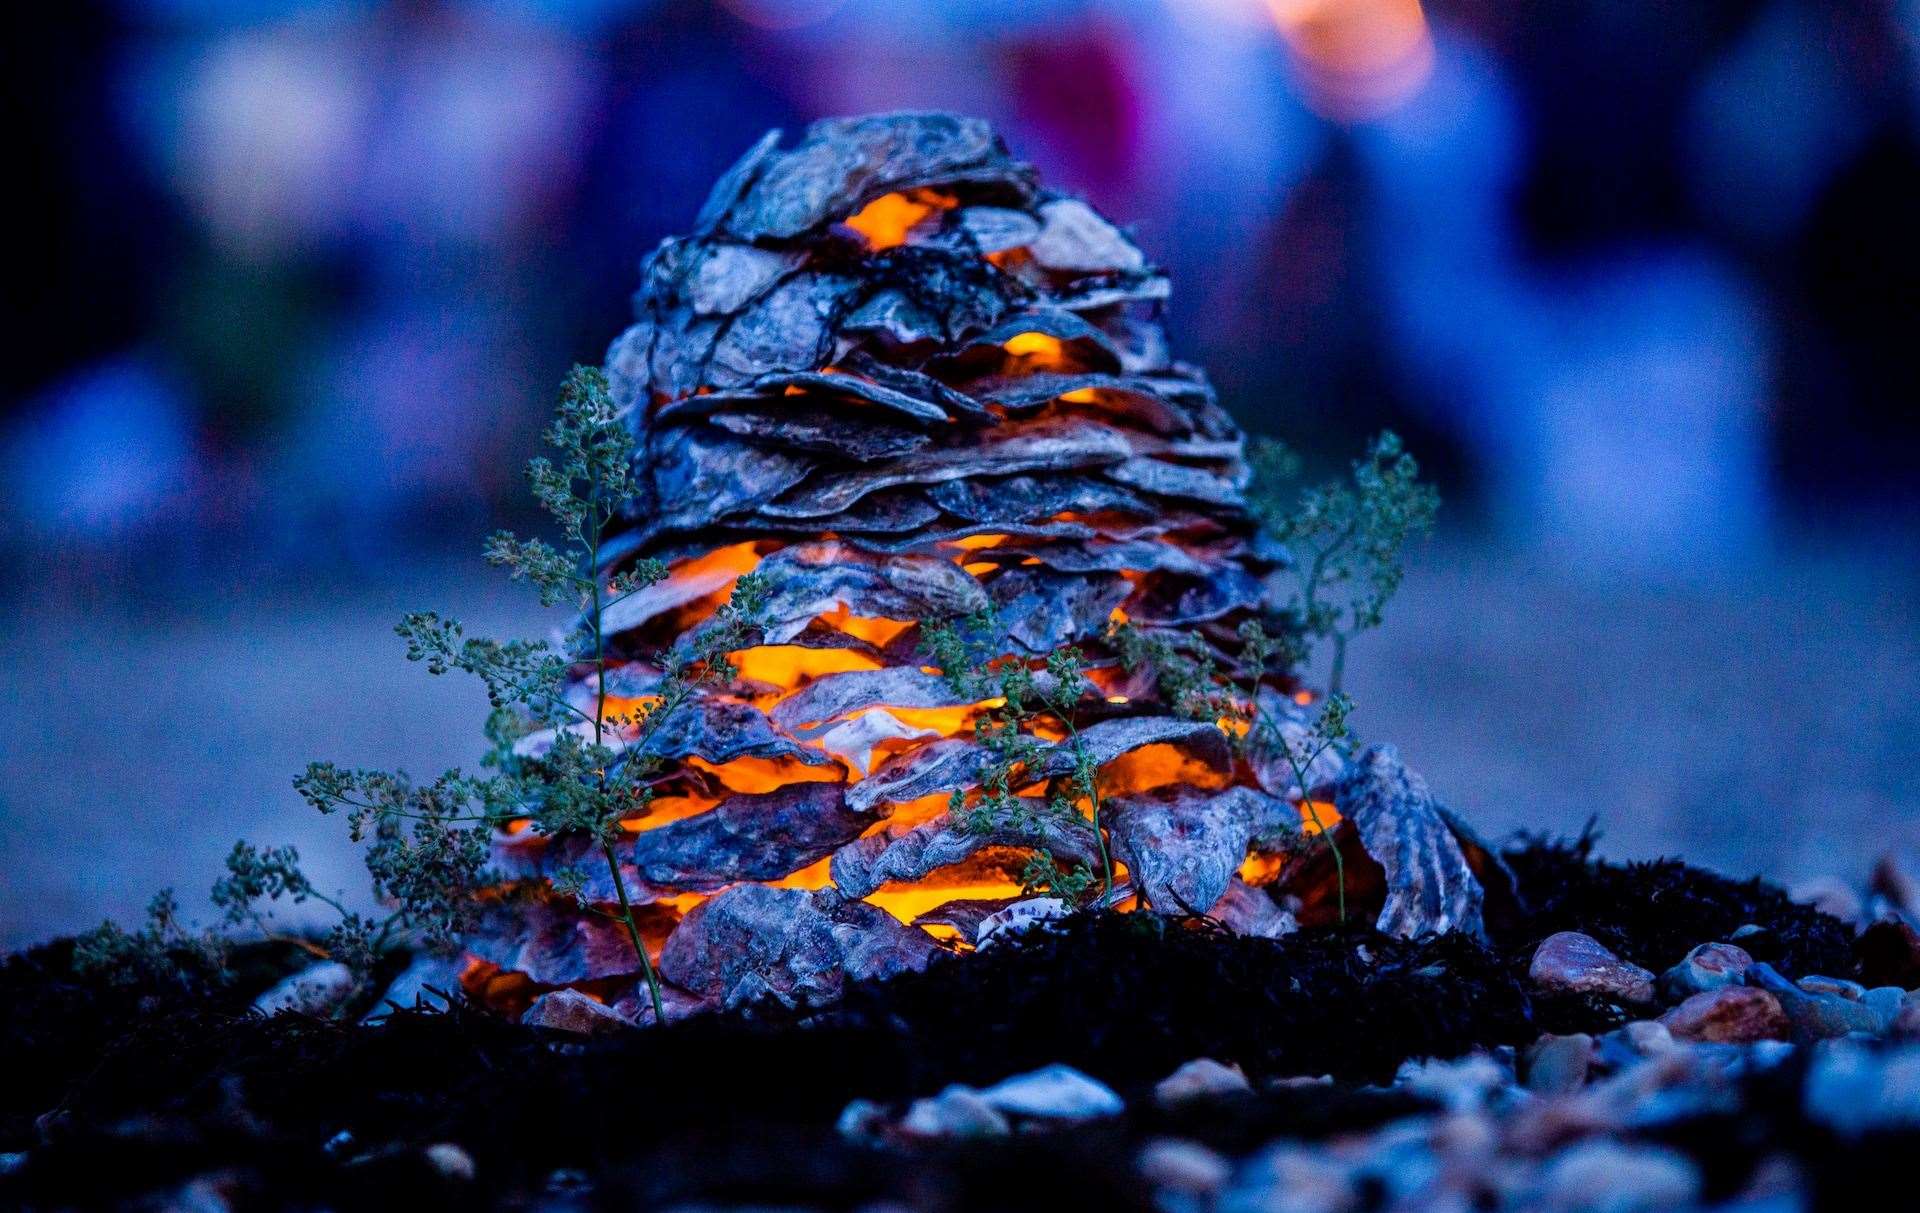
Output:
[{"xmin": 467, "ymin": 114, "xmax": 1495, "ymax": 1022}]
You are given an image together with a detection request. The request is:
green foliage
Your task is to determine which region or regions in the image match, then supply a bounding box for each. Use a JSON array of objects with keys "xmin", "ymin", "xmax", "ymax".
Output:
[
  {"xmin": 1109, "ymin": 623, "xmax": 1232, "ymax": 722},
  {"xmin": 75, "ymin": 391, "xmax": 1435, "ymax": 997},
  {"xmin": 923, "ymin": 612, "xmax": 1111, "ymax": 901},
  {"xmin": 1249, "ymin": 430, "xmax": 1439, "ymax": 695},
  {"xmin": 82, "ymin": 366, "xmax": 763, "ymax": 1019},
  {"xmin": 73, "ymin": 889, "xmax": 226, "ymax": 988}
]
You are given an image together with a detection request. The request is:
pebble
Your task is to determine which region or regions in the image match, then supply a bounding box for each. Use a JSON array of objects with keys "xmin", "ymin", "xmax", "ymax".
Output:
[
  {"xmin": 836, "ymin": 1099, "xmax": 888, "ymax": 1139},
  {"xmin": 1528, "ymin": 932, "xmax": 1656, "ymax": 1005},
  {"xmin": 1890, "ymin": 991, "xmax": 1920, "ymax": 1038},
  {"xmin": 1395, "ymin": 1053, "xmax": 1513, "ymax": 1112},
  {"xmin": 1660, "ymin": 987, "xmax": 1789, "ymax": 1043},
  {"xmin": 1223, "ymin": 1143, "xmax": 1357, "ymax": 1213},
  {"xmin": 1804, "ymin": 1039, "xmax": 1920, "ymax": 1136},
  {"xmin": 1154, "ymin": 1058, "xmax": 1252, "ymax": 1107},
  {"xmin": 1533, "ymin": 1140, "xmax": 1701, "ymax": 1213},
  {"xmin": 976, "ymin": 1063, "xmax": 1124, "ymax": 1120},
  {"xmin": 899, "ymin": 1086, "xmax": 1010, "ymax": 1138},
  {"xmin": 1656, "ymin": 942, "xmax": 1752, "ymax": 1002},
  {"xmin": 521, "ymin": 988, "xmax": 634, "ymax": 1035},
  {"xmin": 1137, "ymin": 1138, "xmax": 1232, "ymax": 1196},
  {"xmin": 1864, "ymin": 986, "xmax": 1908, "ymax": 1031},
  {"xmin": 975, "ymin": 897, "xmax": 1068, "ymax": 949},
  {"xmin": 423, "ymin": 1142, "xmax": 475, "ymax": 1181},
  {"xmin": 1796, "ymin": 974, "xmax": 1866, "ymax": 1000},
  {"xmin": 253, "ymin": 961, "xmax": 357, "ymax": 1017},
  {"xmin": 1746, "ymin": 963, "xmax": 1881, "ymax": 1039},
  {"xmin": 1524, "ymin": 1033, "xmax": 1595, "ymax": 1095}
]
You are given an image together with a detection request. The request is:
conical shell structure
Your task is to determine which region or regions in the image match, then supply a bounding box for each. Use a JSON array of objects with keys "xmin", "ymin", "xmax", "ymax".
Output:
[{"xmin": 464, "ymin": 114, "xmax": 1488, "ymax": 1020}]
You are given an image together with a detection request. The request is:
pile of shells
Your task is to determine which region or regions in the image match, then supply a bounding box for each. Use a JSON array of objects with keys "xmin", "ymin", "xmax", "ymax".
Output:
[{"xmin": 446, "ymin": 113, "xmax": 1498, "ymax": 1024}]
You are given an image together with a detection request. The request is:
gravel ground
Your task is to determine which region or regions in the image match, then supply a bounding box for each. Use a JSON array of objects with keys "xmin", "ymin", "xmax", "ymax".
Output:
[{"xmin": 2, "ymin": 535, "xmax": 1915, "ymax": 951}]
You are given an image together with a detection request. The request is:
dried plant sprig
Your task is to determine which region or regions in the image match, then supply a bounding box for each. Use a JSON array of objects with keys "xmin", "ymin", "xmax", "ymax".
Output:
[
  {"xmin": 924, "ymin": 613, "xmax": 1112, "ymax": 899},
  {"xmin": 101, "ymin": 365, "xmax": 761, "ymax": 1022},
  {"xmin": 1250, "ymin": 430, "xmax": 1439, "ymax": 696}
]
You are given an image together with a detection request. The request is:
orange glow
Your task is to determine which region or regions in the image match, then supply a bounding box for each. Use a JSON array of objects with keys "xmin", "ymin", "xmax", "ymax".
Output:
[
  {"xmin": 818, "ymin": 603, "xmax": 912, "ymax": 647},
  {"xmin": 1239, "ymin": 852, "xmax": 1286, "ymax": 886},
  {"xmin": 770, "ymin": 855, "xmax": 835, "ymax": 890},
  {"xmin": 1108, "ymin": 606, "xmax": 1130, "ymax": 626},
  {"xmin": 598, "ymin": 694, "xmax": 662, "ymax": 723},
  {"xmin": 732, "ymin": 644, "xmax": 883, "ymax": 691},
  {"xmin": 1293, "ymin": 690, "xmax": 1314, "ymax": 706},
  {"xmin": 1060, "ymin": 387, "xmax": 1101, "ymax": 404},
  {"xmin": 949, "ymin": 533, "xmax": 1010, "ymax": 550},
  {"xmin": 686, "ymin": 755, "xmax": 845, "ymax": 794},
  {"xmin": 619, "ymin": 794, "xmax": 721, "ymax": 831},
  {"xmin": 1267, "ymin": 0, "xmax": 1433, "ymax": 120},
  {"xmin": 653, "ymin": 541, "xmax": 766, "ymax": 633},
  {"xmin": 1001, "ymin": 332, "xmax": 1075, "ymax": 372},
  {"xmin": 1105, "ymin": 695, "xmax": 1130, "ymax": 705},
  {"xmin": 961, "ymin": 560, "xmax": 1000, "ymax": 576},
  {"xmin": 844, "ymin": 189, "xmax": 956, "ymax": 250},
  {"xmin": 1101, "ymin": 743, "xmax": 1231, "ymax": 795},
  {"xmin": 865, "ymin": 879, "xmax": 1031, "ymax": 925},
  {"xmin": 879, "ymin": 792, "xmax": 960, "ymax": 831},
  {"xmin": 1298, "ymin": 798, "xmax": 1342, "ymax": 835},
  {"xmin": 887, "ymin": 702, "xmax": 997, "ymax": 735}
]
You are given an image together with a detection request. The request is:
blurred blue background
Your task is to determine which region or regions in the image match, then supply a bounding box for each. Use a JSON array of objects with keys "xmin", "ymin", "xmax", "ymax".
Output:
[{"xmin": 3, "ymin": 0, "xmax": 1916, "ymax": 947}]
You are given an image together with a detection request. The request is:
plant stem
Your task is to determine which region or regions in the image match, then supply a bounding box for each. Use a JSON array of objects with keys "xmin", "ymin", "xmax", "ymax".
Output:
[
  {"xmin": 1328, "ymin": 634, "xmax": 1349, "ymax": 698},
  {"xmin": 1298, "ymin": 798, "xmax": 1346, "ymax": 925},
  {"xmin": 585, "ymin": 475, "xmax": 665, "ymax": 1024},
  {"xmin": 1050, "ymin": 696, "xmax": 1113, "ymax": 897},
  {"xmin": 602, "ymin": 840, "xmax": 665, "ymax": 1022}
]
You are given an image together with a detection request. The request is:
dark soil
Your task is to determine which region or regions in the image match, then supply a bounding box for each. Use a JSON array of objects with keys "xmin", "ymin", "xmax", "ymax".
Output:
[{"xmin": 0, "ymin": 842, "xmax": 1878, "ymax": 1209}]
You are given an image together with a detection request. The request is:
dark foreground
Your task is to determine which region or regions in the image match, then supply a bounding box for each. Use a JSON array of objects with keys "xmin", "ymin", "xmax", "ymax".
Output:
[{"xmin": 2, "ymin": 841, "xmax": 1903, "ymax": 1210}]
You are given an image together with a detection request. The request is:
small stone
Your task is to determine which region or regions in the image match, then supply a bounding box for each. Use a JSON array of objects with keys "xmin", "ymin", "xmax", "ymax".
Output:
[
  {"xmin": 1792, "ymin": 875, "xmax": 1864, "ymax": 926},
  {"xmin": 521, "ymin": 988, "xmax": 634, "ymax": 1035},
  {"xmin": 1535, "ymin": 1140, "xmax": 1700, "ymax": 1213},
  {"xmin": 977, "ymin": 1063, "xmax": 1124, "ymax": 1120},
  {"xmin": 1746, "ymin": 962, "xmax": 1882, "ymax": 1039},
  {"xmin": 1529, "ymin": 932, "xmax": 1656, "ymax": 1005},
  {"xmin": 1891, "ymin": 991, "xmax": 1920, "ymax": 1038},
  {"xmin": 836, "ymin": 1099, "xmax": 887, "ymax": 1140},
  {"xmin": 1863, "ymin": 986, "xmax": 1906, "ymax": 1032},
  {"xmin": 1155, "ymin": 1058, "xmax": 1251, "ymax": 1106},
  {"xmin": 1622, "ymin": 1019, "xmax": 1679, "ymax": 1056},
  {"xmin": 975, "ymin": 897, "xmax": 1069, "ymax": 949},
  {"xmin": 1226, "ymin": 1143, "xmax": 1356, "ymax": 1213},
  {"xmin": 1798, "ymin": 974, "xmax": 1867, "ymax": 1000},
  {"xmin": 1524, "ymin": 1033, "xmax": 1595, "ymax": 1095},
  {"xmin": 1656, "ymin": 942, "xmax": 1752, "ymax": 1002},
  {"xmin": 423, "ymin": 1142, "xmax": 475, "ymax": 1181},
  {"xmin": 1394, "ymin": 1053, "xmax": 1514, "ymax": 1112},
  {"xmin": 1661, "ymin": 987, "xmax": 1790, "ymax": 1043},
  {"xmin": 1804, "ymin": 1039, "xmax": 1920, "ymax": 1136},
  {"xmin": 254, "ymin": 961, "xmax": 358, "ymax": 1017},
  {"xmin": 1137, "ymin": 1138, "xmax": 1232, "ymax": 1196},
  {"xmin": 899, "ymin": 1086, "xmax": 1011, "ymax": 1138}
]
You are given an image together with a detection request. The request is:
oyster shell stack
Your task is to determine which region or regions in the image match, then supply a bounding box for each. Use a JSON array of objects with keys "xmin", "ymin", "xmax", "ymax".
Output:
[{"xmin": 459, "ymin": 113, "xmax": 1496, "ymax": 1021}]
